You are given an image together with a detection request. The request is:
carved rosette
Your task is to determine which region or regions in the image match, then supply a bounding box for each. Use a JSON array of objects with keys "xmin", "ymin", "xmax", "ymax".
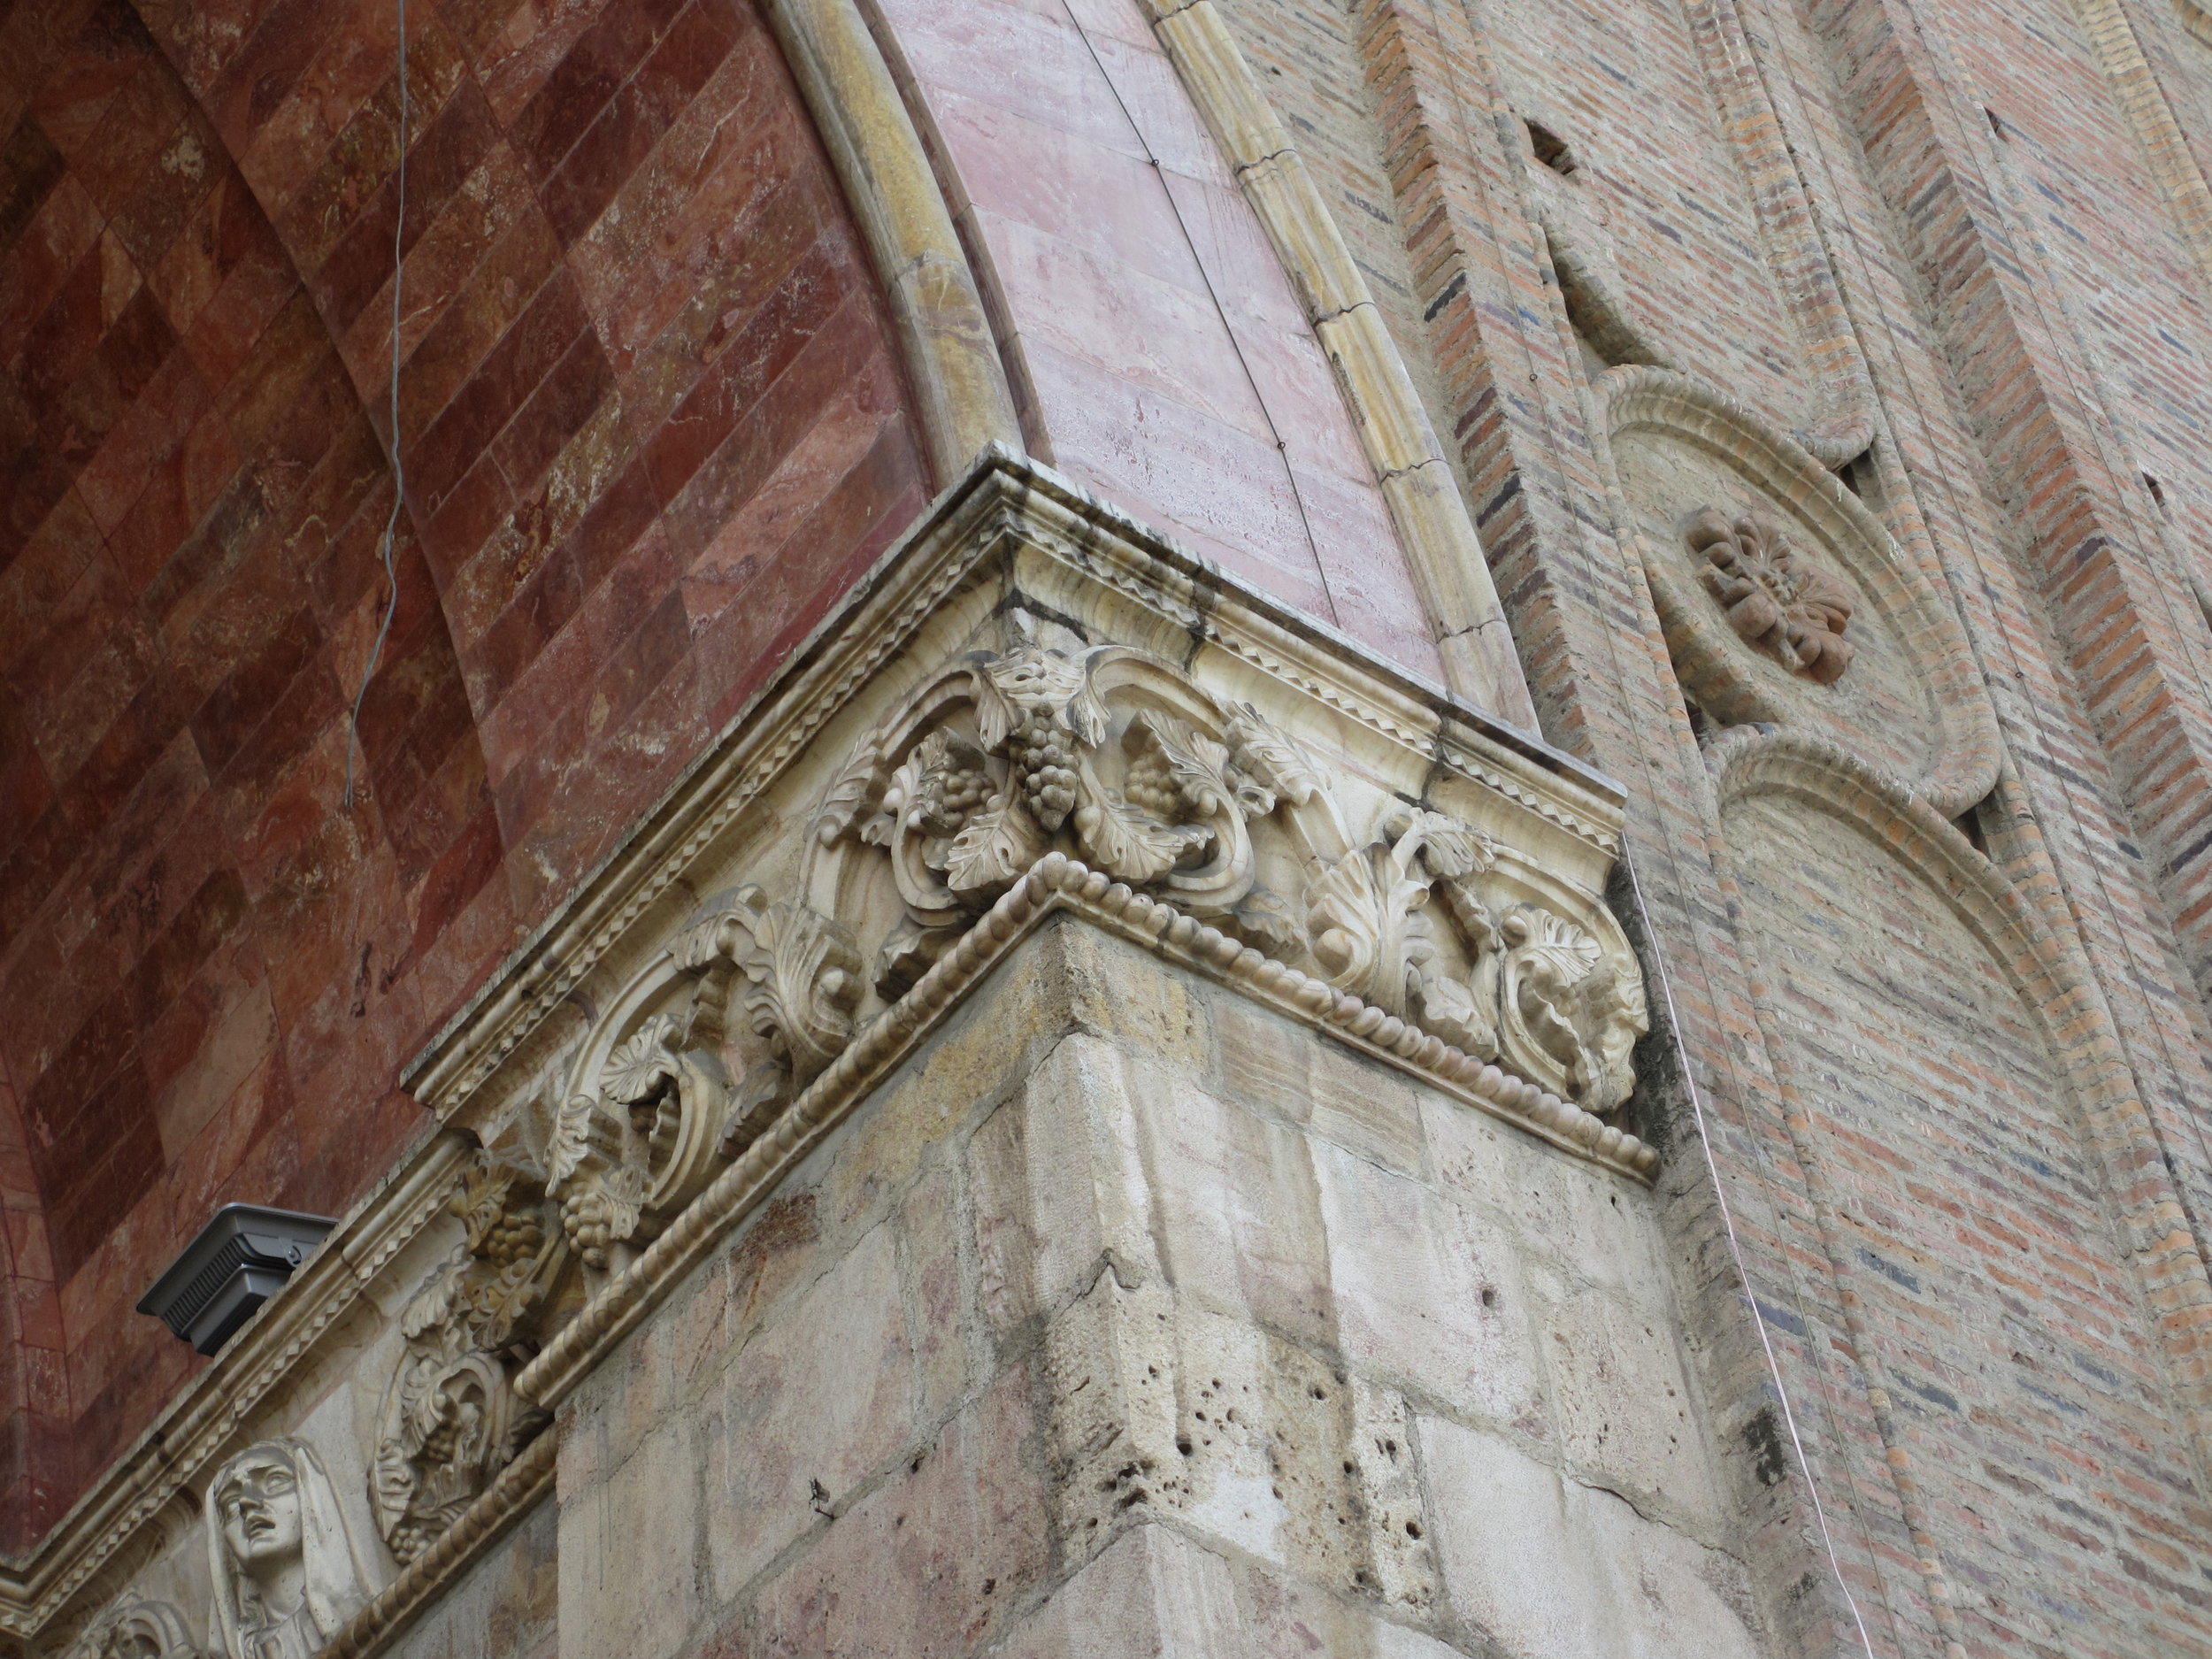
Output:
[
  {"xmin": 804, "ymin": 615, "xmax": 1647, "ymax": 1116},
  {"xmin": 1686, "ymin": 508, "xmax": 1854, "ymax": 684},
  {"xmin": 370, "ymin": 1160, "xmax": 563, "ymax": 1564}
]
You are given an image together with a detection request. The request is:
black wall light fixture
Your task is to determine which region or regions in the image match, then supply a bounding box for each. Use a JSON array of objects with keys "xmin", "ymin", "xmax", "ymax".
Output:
[{"xmin": 135, "ymin": 1205, "xmax": 337, "ymax": 1356}]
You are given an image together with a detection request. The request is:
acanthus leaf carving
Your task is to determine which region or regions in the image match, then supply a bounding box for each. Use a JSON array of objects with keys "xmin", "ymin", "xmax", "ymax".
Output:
[
  {"xmin": 1497, "ymin": 905, "xmax": 1647, "ymax": 1113},
  {"xmin": 545, "ymin": 887, "xmax": 862, "ymax": 1275},
  {"xmin": 372, "ymin": 1157, "xmax": 564, "ymax": 1568},
  {"xmin": 790, "ymin": 625, "xmax": 1649, "ymax": 1119},
  {"xmin": 1223, "ymin": 702, "xmax": 1325, "ymax": 813}
]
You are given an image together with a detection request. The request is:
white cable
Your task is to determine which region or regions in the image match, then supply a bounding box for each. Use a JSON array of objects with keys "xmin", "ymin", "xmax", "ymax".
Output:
[
  {"xmin": 1622, "ymin": 850, "xmax": 1878, "ymax": 1659},
  {"xmin": 344, "ymin": 0, "xmax": 408, "ymax": 810}
]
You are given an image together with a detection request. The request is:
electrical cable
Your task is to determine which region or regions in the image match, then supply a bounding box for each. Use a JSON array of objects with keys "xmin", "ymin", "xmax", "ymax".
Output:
[
  {"xmin": 345, "ymin": 0, "xmax": 408, "ymax": 810},
  {"xmin": 1622, "ymin": 850, "xmax": 1879, "ymax": 1658}
]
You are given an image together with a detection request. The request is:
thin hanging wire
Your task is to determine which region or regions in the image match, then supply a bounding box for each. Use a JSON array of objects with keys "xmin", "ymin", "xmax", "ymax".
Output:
[
  {"xmin": 1622, "ymin": 852, "xmax": 1878, "ymax": 1659},
  {"xmin": 344, "ymin": 0, "xmax": 408, "ymax": 810}
]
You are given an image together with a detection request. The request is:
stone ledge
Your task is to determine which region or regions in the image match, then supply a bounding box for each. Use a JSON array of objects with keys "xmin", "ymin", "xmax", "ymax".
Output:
[{"xmin": 0, "ymin": 449, "xmax": 1655, "ymax": 1653}]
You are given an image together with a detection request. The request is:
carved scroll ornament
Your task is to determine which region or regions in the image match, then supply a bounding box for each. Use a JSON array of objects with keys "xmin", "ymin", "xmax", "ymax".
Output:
[
  {"xmin": 1686, "ymin": 508, "xmax": 1855, "ymax": 684},
  {"xmin": 492, "ymin": 612, "xmax": 1647, "ymax": 1320},
  {"xmin": 370, "ymin": 1159, "xmax": 565, "ymax": 1564},
  {"xmin": 805, "ymin": 616, "xmax": 1647, "ymax": 1114},
  {"xmin": 532, "ymin": 877, "xmax": 862, "ymax": 1279}
]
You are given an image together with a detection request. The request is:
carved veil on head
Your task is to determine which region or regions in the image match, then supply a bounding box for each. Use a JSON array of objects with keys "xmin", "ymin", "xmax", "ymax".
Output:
[{"xmin": 204, "ymin": 1438, "xmax": 376, "ymax": 1659}]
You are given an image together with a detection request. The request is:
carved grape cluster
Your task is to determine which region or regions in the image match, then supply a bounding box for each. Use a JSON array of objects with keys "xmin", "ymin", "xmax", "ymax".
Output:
[
  {"xmin": 1123, "ymin": 743, "xmax": 1180, "ymax": 820},
  {"xmin": 917, "ymin": 758, "xmax": 989, "ymax": 835},
  {"xmin": 474, "ymin": 1210, "xmax": 543, "ymax": 1268},
  {"xmin": 1012, "ymin": 711, "xmax": 1080, "ymax": 830},
  {"xmin": 563, "ymin": 1189, "xmax": 625, "ymax": 1271}
]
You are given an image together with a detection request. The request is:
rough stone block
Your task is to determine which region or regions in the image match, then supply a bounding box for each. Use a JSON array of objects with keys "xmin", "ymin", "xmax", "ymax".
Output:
[
  {"xmin": 741, "ymin": 1367, "xmax": 1050, "ymax": 1656},
  {"xmin": 1420, "ymin": 1416, "xmax": 1763, "ymax": 1659},
  {"xmin": 559, "ymin": 1414, "xmax": 707, "ymax": 1659},
  {"xmin": 703, "ymin": 1222, "xmax": 918, "ymax": 1600},
  {"xmin": 1212, "ymin": 992, "xmax": 1429, "ymax": 1180},
  {"xmin": 1124, "ymin": 1059, "xmax": 1334, "ymax": 1347},
  {"xmin": 1540, "ymin": 1284, "xmax": 1719, "ymax": 1529},
  {"xmin": 971, "ymin": 1032, "xmax": 1162, "ymax": 1337},
  {"xmin": 1310, "ymin": 1139, "xmax": 1543, "ymax": 1433}
]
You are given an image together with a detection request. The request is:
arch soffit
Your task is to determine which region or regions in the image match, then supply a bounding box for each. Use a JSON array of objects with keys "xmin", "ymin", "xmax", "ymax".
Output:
[
  {"xmin": 759, "ymin": 0, "xmax": 1023, "ymax": 480},
  {"xmin": 1604, "ymin": 366, "xmax": 2001, "ymax": 818},
  {"xmin": 119, "ymin": 0, "xmax": 1018, "ymax": 510}
]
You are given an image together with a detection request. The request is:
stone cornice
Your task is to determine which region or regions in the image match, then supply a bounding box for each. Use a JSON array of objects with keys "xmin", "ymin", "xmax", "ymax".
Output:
[
  {"xmin": 0, "ymin": 449, "xmax": 1654, "ymax": 1651},
  {"xmin": 402, "ymin": 449, "xmax": 1624, "ymax": 1131}
]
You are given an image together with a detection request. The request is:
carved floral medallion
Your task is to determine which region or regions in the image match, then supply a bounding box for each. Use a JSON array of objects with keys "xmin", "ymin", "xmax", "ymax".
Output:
[
  {"xmin": 1686, "ymin": 508, "xmax": 1854, "ymax": 684},
  {"xmin": 1606, "ymin": 367, "xmax": 2000, "ymax": 812}
]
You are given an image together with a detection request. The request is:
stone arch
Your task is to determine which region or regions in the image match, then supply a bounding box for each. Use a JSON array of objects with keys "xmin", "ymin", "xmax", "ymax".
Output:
[{"xmin": 757, "ymin": 0, "xmax": 1021, "ymax": 480}]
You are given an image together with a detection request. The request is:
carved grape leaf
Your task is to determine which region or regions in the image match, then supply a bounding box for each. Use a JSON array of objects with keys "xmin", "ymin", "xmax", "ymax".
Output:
[
  {"xmin": 468, "ymin": 1257, "xmax": 545, "ymax": 1352},
  {"xmin": 1074, "ymin": 792, "xmax": 1208, "ymax": 885},
  {"xmin": 1412, "ymin": 811, "xmax": 1497, "ymax": 880},
  {"xmin": 1507, "ymin": 906, "xmax": 1602, "ymax": 983},
  {"xmin": 1225, "ymin": 703, "xmax": 1323, "ymax": 810},
  {"xmin": 1503, "ymin": 906, "xmax": 1603, "ymax": 1078},
  {"xmin": 945, "ymin": 794, "xmax": 1046, "ymax": 891},
  {"xmin": 1139, "ymin": 711, "xmax": 1233, "ymax": 818},
  {"xmin": 971, "ymin": 668, "xmax": 1023, "ymax": 754},
  {"xmin": 814, "ymin": 730, "xmax": 886, "ymax": 848},
  {"xmin": 400, "ymin": 1251, "xmax": 471, "ymax": 1342},
  {"xmin": 450, "ymin": 1163, "xmax": 518, "ymax": 1255},
  {"xmin": 595, "ymin": 1164, "xmax": 645, "ymax": 1238},
  {"xmin": 546, "ymin": 1093, "xmax": 601, "ymax": 1190},
  {"xmin": 601, "ymin": 1015, "xmax": 681, "ymax": 1107}
]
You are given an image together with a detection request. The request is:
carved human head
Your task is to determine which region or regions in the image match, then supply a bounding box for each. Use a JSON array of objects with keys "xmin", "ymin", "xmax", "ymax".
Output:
[
  {"xmin": 211, "ymin": 1442, "xmax": 303, "ymax": 1572},
  {"xmin": 204, "ymin": 1436, "xmax": 377, "ymax": 1658}
]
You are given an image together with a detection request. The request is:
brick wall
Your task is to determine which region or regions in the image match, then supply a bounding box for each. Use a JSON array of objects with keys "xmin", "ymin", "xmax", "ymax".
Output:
[
  {"xmin": 0, "ymin": 0, "xmax": 925, "ymax": 1547},
  {"xmin": 1197, "ymin": 0, "xmax": 2212, "ymax": 1652}
]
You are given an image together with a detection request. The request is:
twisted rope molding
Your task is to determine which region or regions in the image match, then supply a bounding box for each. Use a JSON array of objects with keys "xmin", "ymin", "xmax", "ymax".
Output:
[
  {"xmin": 513, "ymin": 849, "xmax": 1657, "ymax": 1413},
  {"xmin": 303, "ymin": 851, "xmax": 1655, "ymax": 1644},
  {"xmin": 322, "ymin": 1430, "xmax": 558, "ymax": 1659},
  {"xmin": 410, "ymin": 453, "xmax": 1619, "ymax": 1123}
]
